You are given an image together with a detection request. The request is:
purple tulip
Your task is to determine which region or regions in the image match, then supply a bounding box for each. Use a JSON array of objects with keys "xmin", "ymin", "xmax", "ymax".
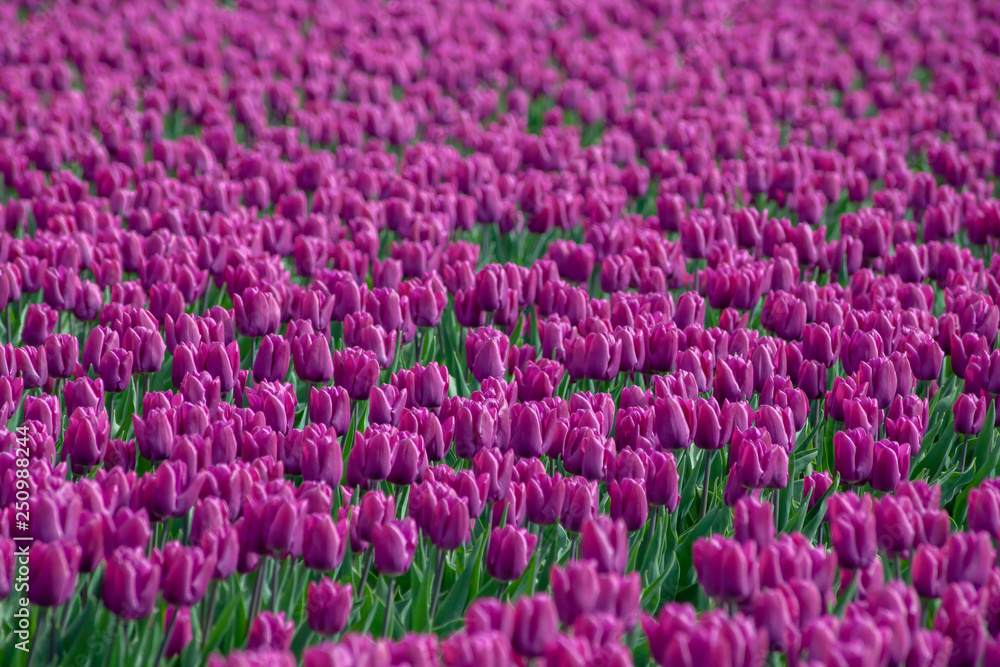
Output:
[
  {"xmin": 253, "ymin": 334, "xmax": 291, "ymax": 383},
  {"xmin": 827, "ymin": 493, "xmax": 877, "ymax": 570},
  {"xmin": 372, "ymin": 518, "xmax": 418, "ymax": 577},
  {"xmin": 693, "ymin": 536, "xmax": 759, "ymax": 603},
  {"xmin": 608, "ymin": 478, "xmax": 648, "ymax": 532},
  {"xmin": 292, "ymin": 333, "xmax": 334, "ymax": 384},
  {"xmin": 511, "ymin": 594, "xmax": 559, "ymax": 658},
  {"xmin": 306, "ymin": 579, "xmax": 352, "ymax": 636},
  {"xmin": 486, "ymin": 526, "xmax": 537, "ymax": 582},
  {"xmin": 579, "ymin": 517, "xmax": 628, "ymax": 574},
  {"xmin": 833, "ymin": 428, "xmax": 875, "ymax": 485},
  {"xmin": 28, "ymin": 540, "xmax": 81, "ymax": 607},
  {"xmin": 102, "ymin": 546, "xmax": 161, "ymax": 620},
  {"xmin": 161, "ymin": 541, "xmax": 215, "ymax": 607},
  {"xmin": 247, "ymin": 611, "xmax": 294, "ymax": 651},
  {"xmin": 302, "ymin": 514, "xmax": 348, "ymax": 572},
  {"xmin": 653, "ymin": 395, "xmax": 694, "ymax": 450},
  {"xmin": 732, "ymin": 497, "xmax": 775, "ymax": 550}
]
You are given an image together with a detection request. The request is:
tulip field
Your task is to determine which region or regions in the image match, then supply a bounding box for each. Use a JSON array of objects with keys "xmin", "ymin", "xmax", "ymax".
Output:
[{"xmin": 6, "ymin": 0, "xmax": 1000, "ymax": 665}]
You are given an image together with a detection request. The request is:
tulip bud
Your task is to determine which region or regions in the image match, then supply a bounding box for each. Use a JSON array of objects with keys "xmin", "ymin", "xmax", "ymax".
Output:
[
  {"xmin": 828, "ymin": 493, "xmax": 877, "ymax": 570},
  {"xmin": 306, "ymin": 578, "xmax": 352, "ymax": 636},
  {"xmin": 102, "ymin": 546, "xmax": 161, "ymax": 619},
  {"xmin": 693, "ymin": 536, "xmax": 759, "ymax": 602},
  {"xmin": 580, "ymin": 517, "xmax": 628, "ymax": 574},
  {"xmin": 511, "ymin": 594, "xmax": 559, "ymax": 658},
  {"xmin": 372, "ymin": 518, "xmax": 418, "ymax": 577},
  {"xmin": 487, "ymin": 526, "xmax": 537, "ymax": 582}
]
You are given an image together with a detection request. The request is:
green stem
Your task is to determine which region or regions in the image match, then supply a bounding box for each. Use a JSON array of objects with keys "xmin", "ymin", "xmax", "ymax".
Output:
[
  {"xmin": 428, "ymin": 548, "xmax": 445, "ymax": 625},
  {"xmin": 356, "ymin": 550, "xmax": 373, "ymax": 602},
  {"xmin": 271, "ymin": 557, "xmax": 282, "ymax": 611},
  {"xmin": 700, "ymin": 450, "xmax": 713, "ymax": 519},
  {"xmin": 25, "ymin": 608, "xmax": 41, "ymax": 667},
  {"xmin": 383, "ymin": 578, "xmax": 396, "ymax": 638},
  {"xmin": 248, "ymin": 565, "xmax": 265, "ymax": 626},
  {"xmin": 201, "ymin": 580, "xmax": 219, "ymax": 650}
]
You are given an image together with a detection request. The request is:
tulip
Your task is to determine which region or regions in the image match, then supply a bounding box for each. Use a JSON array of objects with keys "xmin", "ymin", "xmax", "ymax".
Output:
[
  {"xmin": 411, "ymin": 362, "xmax": 450, "ymax": 409},
  {"xmin": 161, "ymin": 542, "xmax": 215, "ymax": 607},
  {"xmin": 525, "ymin": 473, "xmax": 567, "ymax": 526},
  {"xmin": 253, "ymin": 334, "xmax": 291, "ymax": 383},
  {"xmin": 934, "ymin": 583, "xmax": 986, "ymax": 667},
  {"xmin": 652, "ymin": 395, "xmax": 694, "ymax": 450},
  {"xmin": 828, "ymin": 493, "xmax": 877, "ymax": 570},
  {"xmin": 25, "ymin": 394, "xmax": 61, "ymax": 437},
  {"xmin": 64, "ymin": 407, "xmax": 111, "ymax": 469},
  {"xmin": 102, "ymin": 546, "xmax": 161, "ymax": 619},
  {"xmin": 511, "ymin": 594, "xmax": 559, "ymax": 658},
  {"xmin": 732, "ymin": 497, "xmax": 775, "ymax": 550},
  {"xmin": 731, "ymin": 427, "xmax": 789, "ymax": 491},
  {"xmin": 441, "ymin": 631, "xmax": 512, "ymax": 667},
  {"xmin": 17, "ymin": 345, "xmax": 49, "ymax": 389},
  {"xmin": 565, "ymin": 332, "xmax": 622, "ymax": 382},
  {"xmin": 22, "ymin": 304, "xmax": 58, "ymax": 346},
  {"xmin": 580, "ymin": 517, "xmax": 628, "ymax": 574},
  {"xmin": 945, "ymin": 531, "xmax": 995, "ymax": 588},
  {"xmin": 833, "ymin": 428, "xmax": 874, "ymax": 485},
  {"xmin": 645, "ymin": 451, "xmax": 679, "ymax": 513},
  {"xmin": 873, "ymin": 496, "xmax": 917, "ymax": 557},
  {"xmin": 753, "ymin": 587, "xmax": 799, "ymax": 652},
  {"xmin": 243, "ymin": 495, "xmax": 306, "ymax": 559},
  {"xmin": 369, "ymin": 385, "xmax": 407, "ymax": 427},
  {"xmin": 953, "ymin": 392, "xmax": 987, "ymax": 436},
  {"xmin": 713, "ymin": 356, "xmax": 753, "ymax": 403},
  {"xmin": 301, "ymin": 514, "xmax": 348, "ymax": 572},
  {"xmin": 967, "ymin": 483, "xmax": 1000, "ymax": 540},
  {"xmin": 29, "ymin": 540, "xmax": 81, "ymax": 607},
  {"xmin": 427, "ymin": 493, "xmax": 472, "ymax": 551},
  {"xmin": 292, "ymin": 334, "xmax": 334, "ymax": 384},
  {"xmin": 486, "ymin": 526, "xmax": 537, "ymax": 582},
  {"xmin": 234, "ymin": 287, "xmax": 281, "ymax": 338},
  {"xmin": 466, "ymin": 328, "xmax": 511, "ymax": 382},
  {"xmin": 124, "ymin": 327, "xmax": 166, "ymax": 375},
  {"xmin": 43, "ymin": 334, "xmax": 78, "ymax": 379},
  {"xmin": 64, "ymin": 377, "xmax": 104, "ymax": 416},
  {"xmin": 306, "ymin": 579, "xmax": 352, "ymax": 636},
  {"xmin": 247, "ymin": 612, "xmax": 294, "ymax": 651},
  {"xmin": 372, "ymin": 519, "xmax": 418, "ymax": 577},
  {"xmin": 608, "ymin": 479, "xmax": 648, "ymax": 532},
  {"xmin": 200, "ymin": 341, "xmax": 240, "ymax": 392},
  {"xmin": 550, "ymin": 560, "xmax": 601, "ymax": 625},
  {"xmin": 693, "ymin": 536, "xmax": 759, "ymax": 602},
  {"xmin": 454, "ymin": 400, "xmax": 498, "ymax": 460},
  {"xmin": 802, "ymin": 323, "xmax": 838, "ymax": 366},
  {"xmin": 465, "ymin": 597, "xmax": 515, "ymax": 636},
  {"xmin": 870, "ymin": 439, "xmax": 910, "ymax": 493},
  {"xmin": 133, "ymin": 409, "xmax": 175, "ymax": 462},
  {"xmin": 692, "ymin": 398, "xmax": 723, "ymax": 450}
]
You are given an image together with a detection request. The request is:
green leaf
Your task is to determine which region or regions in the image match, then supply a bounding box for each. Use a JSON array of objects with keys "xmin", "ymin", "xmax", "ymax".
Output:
[
  {"xmin": 912, "ymin": 412, "xmax": 954, "ymax": 482},
  {"xmin": 435, "ymin": 532, "xmax": 486, "ymax": 627},
  {"xmin": 204, "ymin": 589, "xmax": 241, "ymax": 657},
  {"xmin": 802, "ymin": 473, "xmax": 840, "ymax": 542},
  {"xmin": 792, "ymin": 449, "xmax": 819, "ymax": 476},
  {"xmin": 410, "ymin": 555, "xmax": 432, "ymax": 633}
]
